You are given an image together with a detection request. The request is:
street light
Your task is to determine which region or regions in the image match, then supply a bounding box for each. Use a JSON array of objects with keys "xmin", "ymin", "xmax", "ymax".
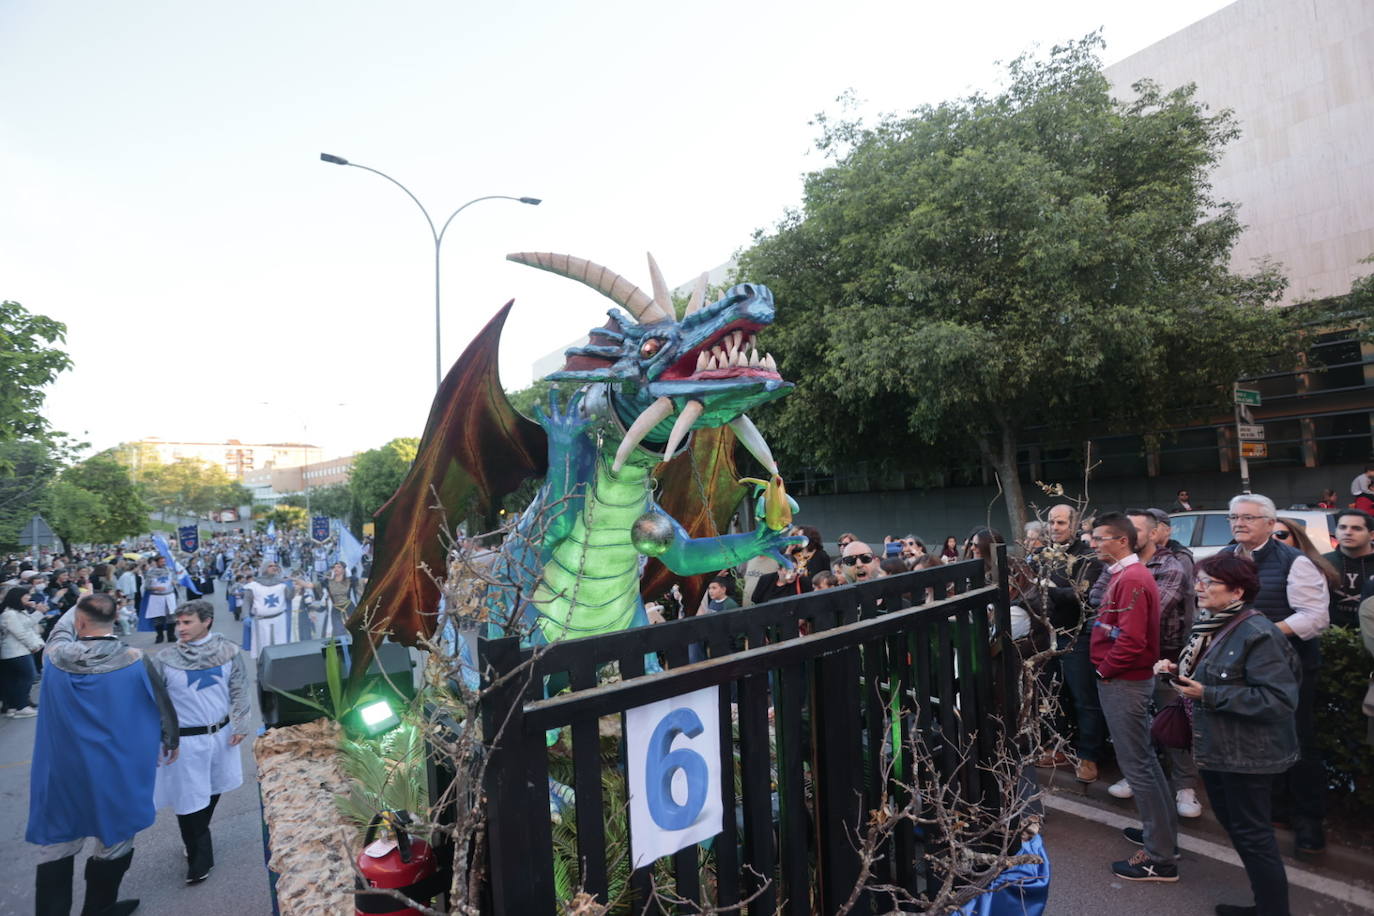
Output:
[{"xmin": 319, "ymin": 152, "xmax": 541, "ymax": 388}]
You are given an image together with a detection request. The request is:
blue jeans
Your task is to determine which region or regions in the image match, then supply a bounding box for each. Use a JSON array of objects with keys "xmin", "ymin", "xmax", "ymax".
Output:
[
  {"xmin": 1098, "ymin": 676, "xmax": 1178, "ymax": 863},
  {"xmin": 1058, "ymin": 630, "xmax": 1106, "ymax": 762}
]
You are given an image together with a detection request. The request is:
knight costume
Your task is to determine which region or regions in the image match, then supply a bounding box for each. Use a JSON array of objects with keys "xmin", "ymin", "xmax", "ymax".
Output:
[
  {"xmin": 151, "ymin": 631, "xmax": 251, "ymax": 883},
  {"xmin": 241, "ymin": 568, "xmax": 292, "ymax": 658},
  {"xmin": 30, "ymin": 610, "xmax": 178, "ymax": 916}
]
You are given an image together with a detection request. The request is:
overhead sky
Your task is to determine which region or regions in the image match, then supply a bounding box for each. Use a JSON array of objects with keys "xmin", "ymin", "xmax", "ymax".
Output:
[{"xmin": 3, "ymin": 0, "xmax": 1233, "ymax": 459}]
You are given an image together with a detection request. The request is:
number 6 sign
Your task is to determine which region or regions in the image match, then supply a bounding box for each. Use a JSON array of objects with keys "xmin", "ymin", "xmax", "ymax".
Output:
[{"xmin": 625, "ymin": 686, "xmax": 724, "ymax": 868}]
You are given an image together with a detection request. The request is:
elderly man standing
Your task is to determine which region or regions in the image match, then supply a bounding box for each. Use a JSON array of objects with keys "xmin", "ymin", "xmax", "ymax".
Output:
[
  {"xmin": 1221, "ymin": 493, "xmax": 1330, "ymax": 855},
  {"xmin": 152, "ymin": 599, "xmax": 251, "ymax": 884},
  {"xmin": 29, "ymin": 593, "xmax": 179, "ymax": 916}
]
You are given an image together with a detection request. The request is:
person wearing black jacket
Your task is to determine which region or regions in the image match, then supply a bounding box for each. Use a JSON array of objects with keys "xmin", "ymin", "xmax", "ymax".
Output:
[{"xmin": 1032, "ymin": 504, "xmax": 1106, "ymax": 783}]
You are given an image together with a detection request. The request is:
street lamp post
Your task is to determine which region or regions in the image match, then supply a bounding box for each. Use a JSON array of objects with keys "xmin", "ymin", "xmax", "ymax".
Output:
[{"xmin": 319, "ymin": 153, "xmax": 541, "ymax": 388}]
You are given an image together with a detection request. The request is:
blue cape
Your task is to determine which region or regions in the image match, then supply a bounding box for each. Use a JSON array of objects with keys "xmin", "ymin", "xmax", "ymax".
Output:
[
  {"xmin": 956, "ymin": 833, "xmax": 1050, "ymax": 916},
  {"xmin": 26, "ymin": 659, "xmax": 163, "ymax": 846}
]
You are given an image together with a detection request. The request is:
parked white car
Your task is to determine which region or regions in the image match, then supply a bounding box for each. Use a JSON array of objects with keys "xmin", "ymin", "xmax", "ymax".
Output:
[{"xmin": 1168, "ymin": 509, "xmax": 1340, "ymax": 560}]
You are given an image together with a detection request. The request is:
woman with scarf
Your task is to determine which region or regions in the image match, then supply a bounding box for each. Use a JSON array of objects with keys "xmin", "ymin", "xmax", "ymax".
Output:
[{"xmin": 1154, "ymin": 553, "xmax": 1300, "ymax": 916}]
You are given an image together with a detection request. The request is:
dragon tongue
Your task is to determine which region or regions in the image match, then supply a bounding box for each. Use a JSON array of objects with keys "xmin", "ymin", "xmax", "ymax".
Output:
[
  {"xmin": 612, "ymin": 396, "xmax": 674, "ymax": 473},
  {"xmin": 663, "ymin": 399, "xmax": 704, "ymax": 460}
]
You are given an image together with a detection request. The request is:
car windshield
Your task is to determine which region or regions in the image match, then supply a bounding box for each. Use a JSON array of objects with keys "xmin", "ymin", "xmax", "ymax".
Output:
[
  {"xmin": 1169, "ymin": 515, "xmax": 1198, "ymax": 547},
  {"xmin": 1200, "ymin": 513, "xmax": 1235, "ymax": 547}
]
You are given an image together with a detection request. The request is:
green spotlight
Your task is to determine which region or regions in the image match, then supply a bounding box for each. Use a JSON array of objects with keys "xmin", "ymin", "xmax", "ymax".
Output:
[{"xmin": 353, "ymin": 695, "xmax": 401, "ymax": 737}]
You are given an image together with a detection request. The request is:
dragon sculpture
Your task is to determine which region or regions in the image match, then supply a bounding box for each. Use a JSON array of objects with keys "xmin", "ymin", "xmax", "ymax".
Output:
[{"xmin": 347, "ymin": 251, "xmax": 802, "ymax": 679}]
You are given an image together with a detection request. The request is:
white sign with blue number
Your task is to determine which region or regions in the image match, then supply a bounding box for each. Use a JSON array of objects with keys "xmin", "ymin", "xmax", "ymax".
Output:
[{"xmin": 625, "ymin": 686, "xmax": 724, "ymax": 868}]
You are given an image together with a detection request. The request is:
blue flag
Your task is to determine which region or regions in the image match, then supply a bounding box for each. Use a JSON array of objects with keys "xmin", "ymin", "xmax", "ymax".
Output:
[
  {"xmin": 311, "ymin": 515, "xmax": 330, "ymax": 543},
  {"xmin": 338, "ymin": 526, "xmax": 364, "ymax": 578},
  {"xmin": 266, "ymin": 519, "xmax": 277, "ymax": 541},
  {"xmin": 152, "ymin": 534, "xmax": 201, "ymax": 596},
  {"xmin": 177, "ymin": 524, "xmax": 199, "ymax": 554},
  {"xmin": 956, "ymin": 833, "xmax": 1050, "ymax": 916}
]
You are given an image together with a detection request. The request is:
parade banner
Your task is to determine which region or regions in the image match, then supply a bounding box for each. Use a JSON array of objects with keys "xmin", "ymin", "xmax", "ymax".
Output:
[
  {"xmin": 339, "ymin": 526, "xmax": 364, "ymax": 577},
  {"xmin": 152, "ymin": 534, "xmax": 202, "ymax": 596},
  {"xmin": 178, "ymin": 524, "xmax": 199, "ymax": 554},
  {"xmin": 311, "ymin": 515, "xmax": 330, "ymax": 543}
]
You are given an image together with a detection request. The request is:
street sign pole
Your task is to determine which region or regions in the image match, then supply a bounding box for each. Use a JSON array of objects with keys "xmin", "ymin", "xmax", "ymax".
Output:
[{"xmin": 1233, "ymin": 382, "xmax": 1262, "ymax": 494}]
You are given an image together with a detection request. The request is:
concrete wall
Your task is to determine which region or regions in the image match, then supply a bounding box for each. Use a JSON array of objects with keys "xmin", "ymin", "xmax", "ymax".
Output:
[
  {"xmin": 794, "ymin": 462, "xmax": 1365, "ymax": 549},
  {"xmin": 1104, "ymin": 0, "xmax": 1374, "ymax": 304}
]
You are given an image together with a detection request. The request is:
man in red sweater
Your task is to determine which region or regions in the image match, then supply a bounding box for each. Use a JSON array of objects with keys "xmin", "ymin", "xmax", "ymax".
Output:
[{"xmin": 1090, "ymin": 512, "xmax": 1178, "ymax": 882}]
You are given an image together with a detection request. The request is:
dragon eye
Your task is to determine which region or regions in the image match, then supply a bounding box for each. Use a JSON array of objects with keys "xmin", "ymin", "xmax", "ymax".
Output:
[{"xmin": 639, "ymin": 338, "xmax": 665, "ymax": 359}]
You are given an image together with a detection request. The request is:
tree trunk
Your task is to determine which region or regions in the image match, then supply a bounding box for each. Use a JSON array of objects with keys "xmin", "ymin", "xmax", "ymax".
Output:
[{"xmin": 978, "ymin": 419, "xmax": 1028, "ymax": 541}]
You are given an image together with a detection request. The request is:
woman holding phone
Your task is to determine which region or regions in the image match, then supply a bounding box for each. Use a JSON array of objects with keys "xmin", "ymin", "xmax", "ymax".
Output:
[{"xmin": 1154, "ymin": 553, "xmax": 1300, "ymax": 916}]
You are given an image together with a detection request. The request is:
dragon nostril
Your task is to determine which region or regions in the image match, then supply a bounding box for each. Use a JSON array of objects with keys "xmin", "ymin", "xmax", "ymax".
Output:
[{"xmin": 639, "ymin": 338, "xmax": 664, "ymax": 359}]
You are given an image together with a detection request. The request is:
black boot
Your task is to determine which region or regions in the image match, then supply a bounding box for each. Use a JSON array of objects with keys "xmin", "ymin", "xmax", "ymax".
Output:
[
  {"xmin": 81, "ymin": 850, "xmax": 138, "ymax": 916},
  {"xmin": 35, "ymin": 855, "xmax": 74, "ymax": 916}
]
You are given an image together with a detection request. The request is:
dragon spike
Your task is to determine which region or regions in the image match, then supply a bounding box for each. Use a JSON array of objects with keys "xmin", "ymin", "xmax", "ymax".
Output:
[
  {"xmin": 507, "ymin": 252, "xmax": 664, "ymax": 325},
  {"xmin": 612, "ymin": 396, "xmax": 674, "ymax": 473},
  {"xmin": 645, "ymin": 252, "xmax": 675, "ymax": 323},
  {"xmin": 684, "ymin": 272, "xmax": 709, "ymax": 316},
  {"xmin": 663, "ymin": 399, "xmax": 705, "ymax": 460},
  {"xmin": 729, "ymin": 414, "xmax": 778, "ymax": 474}
]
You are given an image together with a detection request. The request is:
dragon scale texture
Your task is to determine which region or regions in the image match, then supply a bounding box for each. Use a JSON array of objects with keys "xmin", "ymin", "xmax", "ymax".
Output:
[{"xmin": 532, "ymin": 454, "xmax": 651, "ymax": 642}]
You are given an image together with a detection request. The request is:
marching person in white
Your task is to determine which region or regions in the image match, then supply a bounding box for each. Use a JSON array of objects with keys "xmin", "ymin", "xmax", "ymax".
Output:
[
  {"xmin": 241, "ymin": 562, "xmax": 292, "ymax": 659},
  {"xmin": 143, "ymin": 555, "xmax": 179, "ymax": 643},
  {"xmin": 151, "ymin": 600, "xmax": 250, "ymax": 884}
]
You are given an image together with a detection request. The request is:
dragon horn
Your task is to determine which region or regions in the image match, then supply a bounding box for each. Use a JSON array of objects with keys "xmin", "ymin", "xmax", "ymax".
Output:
[
  {"xmin": 645, "ymin": 253, "xmax": 675, "ymax": 323},
  {"xmin": 663, "ymin": 399, "xmax": 704, "ymax": 460},
  {"xmin": 507, "ymin": 252, "xmax": 666, "ymax": 325},
  {"xmin": 612, "ymin": 396, "xmax": 674, "ymax": 473},
  {"xmin": 729, "ymin": 414, "xmax": 778, "ymax": 474},
  {"xmin": 684, "ymin": 272, "xmax": 709, "ymax": 316}
]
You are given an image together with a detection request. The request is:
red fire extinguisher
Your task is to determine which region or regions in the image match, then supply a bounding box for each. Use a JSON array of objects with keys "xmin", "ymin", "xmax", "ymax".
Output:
[{"xmin": 355, "ymin": 810, "xmax": 443, "ymax": 915}]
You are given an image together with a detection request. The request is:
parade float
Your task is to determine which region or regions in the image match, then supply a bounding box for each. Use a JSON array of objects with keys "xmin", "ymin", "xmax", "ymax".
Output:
[{"xmin": 255, "ymin": 251, "xmax": 1043, "ymax": 915}]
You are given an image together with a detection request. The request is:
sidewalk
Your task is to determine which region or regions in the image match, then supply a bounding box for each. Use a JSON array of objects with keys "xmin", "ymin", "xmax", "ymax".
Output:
[{"xmin": 1036, "ymin": 758, "xmax": 1374, "ymax": 903}]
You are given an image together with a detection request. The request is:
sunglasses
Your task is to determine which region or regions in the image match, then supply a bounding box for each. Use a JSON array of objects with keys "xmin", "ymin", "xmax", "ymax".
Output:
[
  {"xmin": 841, "ymin": 553, "xmax": 875, "ymax": 566},
  {"xmin": 1274, "ymin": 530, "xmax": 1291, "ymax": 540}
]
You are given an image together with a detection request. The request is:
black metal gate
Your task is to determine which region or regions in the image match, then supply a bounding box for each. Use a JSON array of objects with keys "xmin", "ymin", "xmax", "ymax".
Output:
[{"xmin": 479, "ymin": 552, "xmax": 1016, "ymax": 915}]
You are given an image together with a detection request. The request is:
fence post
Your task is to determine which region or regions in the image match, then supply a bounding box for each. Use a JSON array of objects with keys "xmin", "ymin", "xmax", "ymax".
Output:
[
  {"xmin": 994, "ymin": 544, "xmax": 1020, "ymax": 738},
  {"xmin": 479, "ymin": 636, "xmax": 555, "ymax": 915}
]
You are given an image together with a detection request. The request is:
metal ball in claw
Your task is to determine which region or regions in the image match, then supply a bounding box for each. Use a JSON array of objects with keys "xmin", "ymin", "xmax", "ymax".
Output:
[{"xmin": 631, "ymin": 511, "xmax": 676, "ymax": 556}]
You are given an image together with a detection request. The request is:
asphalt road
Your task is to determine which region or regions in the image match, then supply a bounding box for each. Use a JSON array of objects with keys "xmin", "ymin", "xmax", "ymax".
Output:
[{"xmin": 0, "ymin": 585, "xmax": 272, "ymax": 916}]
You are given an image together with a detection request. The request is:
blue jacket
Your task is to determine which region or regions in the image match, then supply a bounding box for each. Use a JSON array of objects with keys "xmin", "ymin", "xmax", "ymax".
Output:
[{"xmin": 1190, "ymin": 607, "xmax": 1301, "ymax": 774}]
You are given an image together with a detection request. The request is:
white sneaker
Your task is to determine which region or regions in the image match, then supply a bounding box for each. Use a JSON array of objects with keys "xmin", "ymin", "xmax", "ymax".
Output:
[
  {"xmin": 1176, "ymin": 788, "xmax": 1202, "ymax": 818},
  {"xmin": 10, "ymin": 707, "xmax": 37, "ymax": 719},
  {"xmin": 1108, "ymin": 778, "xmax": 1134, "ymax": 799}
]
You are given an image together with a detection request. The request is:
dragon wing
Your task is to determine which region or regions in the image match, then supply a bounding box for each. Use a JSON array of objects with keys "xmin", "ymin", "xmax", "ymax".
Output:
[
  {"xmin": 349, "ymin": 301, "xmax": 548, "ymax": 654},
  {"xmin": 641, "ymin": 425, "xmax": 748, "ymax": 615}
]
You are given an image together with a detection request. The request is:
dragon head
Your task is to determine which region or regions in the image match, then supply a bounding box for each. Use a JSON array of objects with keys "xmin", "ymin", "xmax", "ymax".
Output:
[{"xmin": 509, "ymin": 251, "xmax": 792, "ymax": 473}]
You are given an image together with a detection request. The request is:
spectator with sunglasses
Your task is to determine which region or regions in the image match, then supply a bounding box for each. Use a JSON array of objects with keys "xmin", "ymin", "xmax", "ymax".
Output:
[{"xmin": 840, "ymin": 541, "xmax": 881, "ymax": 583}]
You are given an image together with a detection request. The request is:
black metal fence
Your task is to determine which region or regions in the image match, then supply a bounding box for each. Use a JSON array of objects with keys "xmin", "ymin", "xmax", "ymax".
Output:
[{"xmin": 478, "ymin": 551, "xmax": 1016, "ymax": 915}]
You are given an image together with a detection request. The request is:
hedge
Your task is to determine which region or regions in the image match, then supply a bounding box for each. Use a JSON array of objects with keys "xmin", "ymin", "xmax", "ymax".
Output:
[{"xmin": 1316, "ymin": 625, "xmax": 1374, "ymax": 819}]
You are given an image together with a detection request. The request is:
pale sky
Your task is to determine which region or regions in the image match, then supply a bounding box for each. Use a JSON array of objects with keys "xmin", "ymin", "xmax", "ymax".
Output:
[{"xmin": 3, "ymin": 0, "xmax": 1234, "ymax": 459}]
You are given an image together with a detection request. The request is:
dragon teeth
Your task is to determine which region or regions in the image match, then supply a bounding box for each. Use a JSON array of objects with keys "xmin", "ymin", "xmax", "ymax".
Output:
[
  {"xmin": 734, "ymin": 349, "xmax": 748, "ymax": 368},
  {"xmin": 764, "ymin": 353, "xmax": 776, "ymax": 371},
  {"xmin": 696, "ymin": 351, "xmax": 708, "ymax": 371},
  {"xmin": 748, "ymin": 349, "xmax": 760, "ymax": 367}
]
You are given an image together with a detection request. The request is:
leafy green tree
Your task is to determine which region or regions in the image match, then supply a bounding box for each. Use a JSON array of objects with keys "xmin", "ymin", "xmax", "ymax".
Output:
[
  {"xmin": 0, "ymin": 301, "xmax": 73, "ymax": 456},
  {"xmin": 506, "ymin": 380, "xmax": 554, "ymax": 420},
  {"xmin": 737, "ymin": 34, "xmax": 1295, "ymax": 533},
  {"xmin": 261, "ymin": 504, "xmax": 308, "ymax": 532},
  {"xmin": 350, "ymin": 438, "xmax": 419, "ymax": 521},
  {"xmin": 0, "ymin": 440, "xmax": 63, "ymax": 549},
  {"xmin": 135, "ymin": 457, "xmax": 250, "ymax": 519},
  {"xmin": 61, "ymin": 454, "xmax": 149, "ymax": 541},
  {"xmin": 43, "ymin": 479, "xmax": 108, "ymax": 551},
  {"xmin": 309, "ymin": 482, "xmax": 357, "ymax": 522}
]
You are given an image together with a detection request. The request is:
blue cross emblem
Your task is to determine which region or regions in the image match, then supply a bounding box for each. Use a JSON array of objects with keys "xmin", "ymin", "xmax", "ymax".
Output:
[
  {"xmin": 185, "ymin": 666, "xmax": 223, "ymax": 691},
  {"xmin": 263, "ymin": 594, "xmax": 280, "ymax": 608}
]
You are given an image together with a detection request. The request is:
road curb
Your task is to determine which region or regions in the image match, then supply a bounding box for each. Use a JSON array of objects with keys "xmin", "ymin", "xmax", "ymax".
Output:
[{"xmin": 1034, "ymin": 761, "xmax": 1374, "ymax": 889}]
